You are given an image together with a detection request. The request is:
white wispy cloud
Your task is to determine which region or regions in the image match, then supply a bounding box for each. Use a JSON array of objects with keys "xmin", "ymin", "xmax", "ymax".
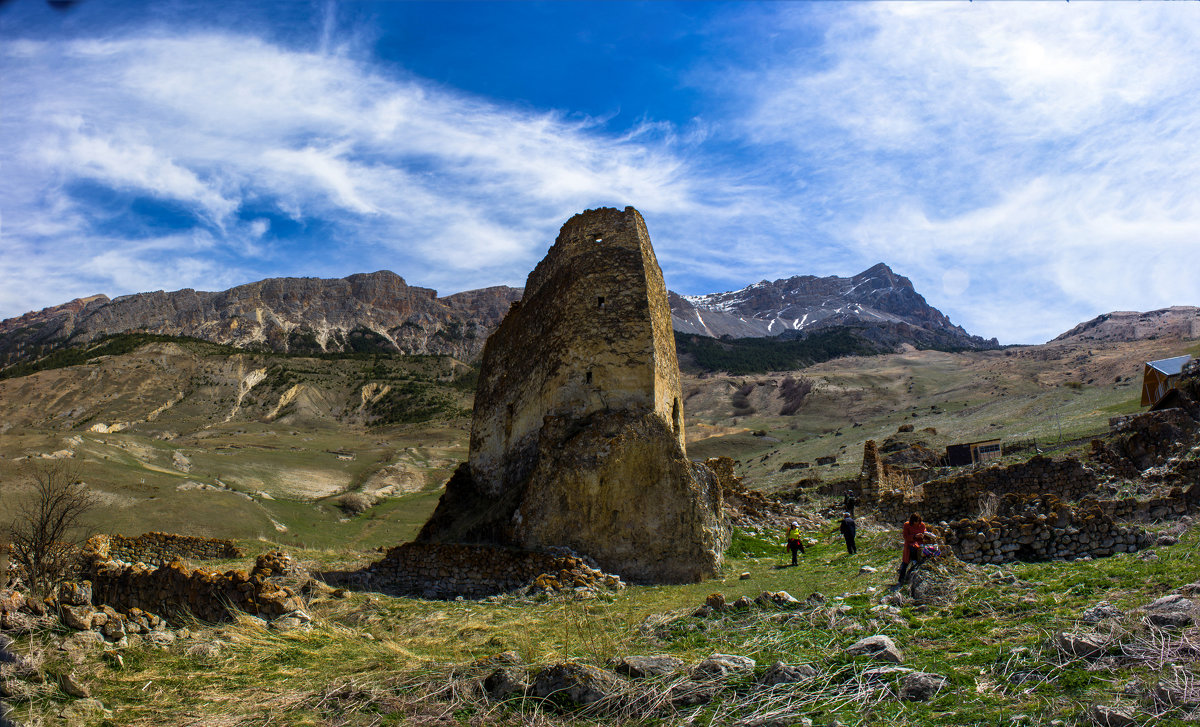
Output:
[
  {"xmin": 733, "ymin": 2, "xmax": 1200, "ymax": 342},
  {"xmin": 0, "ymin": 31, "xmax": 714, "ymax": 318}
]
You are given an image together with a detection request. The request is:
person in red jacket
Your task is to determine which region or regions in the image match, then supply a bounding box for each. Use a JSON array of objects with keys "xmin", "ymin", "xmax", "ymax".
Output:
[{"xmin": 898, "ymin": 512, "xmax": 927, "ymax": 584}]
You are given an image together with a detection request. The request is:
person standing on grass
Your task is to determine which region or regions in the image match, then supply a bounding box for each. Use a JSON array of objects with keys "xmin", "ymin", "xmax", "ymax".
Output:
[
  {"xmin": 842, "ymin": 489, "xmax": 858, "ymax": 518},
  {"xmin": 898, "ymin": 512, "xmax": 927, "ymax": 583},
  {"xmin": 833, "ymin": 512, "xmax": 857, "ymax": 555},
  {"xmin": 785, "ymin": 521, "xmax": 805, "ymax": 566}
]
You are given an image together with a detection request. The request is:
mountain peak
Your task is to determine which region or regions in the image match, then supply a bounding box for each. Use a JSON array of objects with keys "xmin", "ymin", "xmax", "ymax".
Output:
[{"xmin": 670, "ymin": 264, "xmax": 995, "ymax": 350}]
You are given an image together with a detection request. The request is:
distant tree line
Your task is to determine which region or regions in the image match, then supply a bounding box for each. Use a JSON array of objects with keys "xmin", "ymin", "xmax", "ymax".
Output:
[{"xmin": 674, "ymin": 328, "xmax": 882, "ymax": 375}]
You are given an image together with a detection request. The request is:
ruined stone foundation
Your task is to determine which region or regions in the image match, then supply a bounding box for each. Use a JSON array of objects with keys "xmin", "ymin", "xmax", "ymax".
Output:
[{"xmin": 417, "ymin": 207, "xmax": 729, "ymax": 584}]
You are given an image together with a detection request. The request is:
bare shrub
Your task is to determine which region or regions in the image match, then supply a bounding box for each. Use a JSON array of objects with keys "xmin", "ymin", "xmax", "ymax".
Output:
[
  {"xmin": 7, "ymin": 460, "xmax": 96, "ymax": 598},
  {"xmin": 338, "ymin": 492, "xmax": 374, "ymax": 516},
  {"xmin": 778, "ymin": 376, "xmax": 813, "ymax": 416},
  {"xmin": 731, "ymin": 382, "xmax": 756, "ymax": 416}
]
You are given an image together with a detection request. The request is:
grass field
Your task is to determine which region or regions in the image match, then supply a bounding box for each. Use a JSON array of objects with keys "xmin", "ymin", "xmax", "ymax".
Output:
[{"xmin": 7, "ymin": 520, "xmax": 1196, "ymax": 726}]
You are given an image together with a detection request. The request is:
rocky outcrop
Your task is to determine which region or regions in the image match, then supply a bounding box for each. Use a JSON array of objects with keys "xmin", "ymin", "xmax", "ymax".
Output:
[
  {"xmin": 0, "ymin": 272, "xmax": 522, "ymax": 365},
  {"xmin": 1053, "ymin": 306, "xmax": 1200, "ymax": 343}
]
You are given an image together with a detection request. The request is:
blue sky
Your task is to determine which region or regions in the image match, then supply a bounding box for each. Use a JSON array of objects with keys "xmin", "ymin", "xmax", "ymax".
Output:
[{"xmin": 2, "ymin": 0, "xmax": 1198, "ymax": 344}]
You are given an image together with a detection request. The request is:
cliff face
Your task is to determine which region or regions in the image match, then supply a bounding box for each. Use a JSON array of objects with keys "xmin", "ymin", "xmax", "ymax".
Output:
[
  {"xmin": 0, "ymin": 272, "xmax": 522, "ymax": 363},
  {"xmin": 417, "ymin": 207, "xmax": 729, "ymax": 583}
]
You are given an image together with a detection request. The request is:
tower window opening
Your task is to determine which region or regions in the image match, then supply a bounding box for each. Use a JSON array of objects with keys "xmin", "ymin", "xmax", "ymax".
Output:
[
  {"xmin": 505, "ymin": 404, "xmax": 514, "ymax": 442},
  {"xmin": 597, "ymin": 296, "xmax": 605, "ymax": 308},
  {"xmin": 672, "ymin": 397, "xmax": 682, "ymax": 436},
  {"xmin": 594, "ymin": 236, "xmax": 603, "ymax": 243},
  {"xmin": 586, "ymin": 370, "xmax": 593, "ymax": 385}
]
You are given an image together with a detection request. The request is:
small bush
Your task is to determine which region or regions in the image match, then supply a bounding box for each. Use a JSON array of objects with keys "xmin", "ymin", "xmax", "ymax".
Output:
[{"xmin": 337, "ymin": 492, "xmax": 374, "ymax": 516}]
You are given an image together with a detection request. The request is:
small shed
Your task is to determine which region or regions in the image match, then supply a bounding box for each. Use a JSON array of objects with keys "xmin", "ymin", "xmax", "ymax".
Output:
[
  {"xmin": 946, "ymin": 439, "xmax": 1003, "ymax": 467},
  {"xmin": 1141, "ymin": 355, "xmax": 1192, "ymax": 407}
]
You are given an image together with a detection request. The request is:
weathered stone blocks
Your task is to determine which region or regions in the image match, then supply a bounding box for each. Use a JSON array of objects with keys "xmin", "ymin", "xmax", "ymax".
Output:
[{"xmin": 418, "ymin": 208, "xmax": 729, "ymax": 584}]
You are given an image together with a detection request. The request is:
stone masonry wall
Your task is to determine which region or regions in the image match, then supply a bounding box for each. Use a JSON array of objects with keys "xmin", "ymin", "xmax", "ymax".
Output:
[
  {"xmin": 82, "ymin": 542, "xmax": 301, "ymax": 623},
  {"xmin": 469, "ymin": 206, "xmax": 685, "ymax": 498},
  {"xmin": 1081, "ymin": 482, "xmax": 1200, "ymax": 522},
  {"xmin": 858, "ymin": 439, "xmax": 915, "ymax": 504},
  {"xmin": 96, "ymin": 532, "xmax": 244, "ymax": 567},
  {"xmin": 356, "ymin": 543, "xmax": 620, "ymax": 600},
  {"xmin": 942, "ymin": 494, "xmax": 1154, "ymax": 564},
  {"xmin": 419, "ymin": 207, "xmax": 727, "ymax": 585},
  {"xmin": 870, "ymin": 452, "xmax": 1097, "ymax": 524}
]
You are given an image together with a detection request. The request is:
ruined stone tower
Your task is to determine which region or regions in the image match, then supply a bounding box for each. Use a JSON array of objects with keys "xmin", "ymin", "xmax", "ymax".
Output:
[{"xmin": 417, "ymin": 206, "xmax": 729, "ymax": 583}]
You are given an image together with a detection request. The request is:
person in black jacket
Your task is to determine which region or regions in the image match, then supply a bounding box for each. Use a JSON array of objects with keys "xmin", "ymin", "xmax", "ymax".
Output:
[
  {"xmin": 832, "ymin": 512, "xmax": 857, "ymax": 555},
  {"xmin": 842, "ymin": 490, "xmax": 858, "ymax": 518}
]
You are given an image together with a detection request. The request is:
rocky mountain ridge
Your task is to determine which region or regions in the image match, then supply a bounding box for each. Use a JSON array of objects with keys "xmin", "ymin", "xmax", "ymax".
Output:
[
  {"xmin": 0, "ymin": 272, "xmax": 523, "ymax": 367},
  {"xmin": 1052, "ymin": 306, "xmax": 1200, "ymax": 343},
  {"xmin": 12, "ymin": 265, "xmax": 1192, "ymax": 370},
  {"xmin": 670, "ymin": 263, "xmax": 998, "ymax": 350}
]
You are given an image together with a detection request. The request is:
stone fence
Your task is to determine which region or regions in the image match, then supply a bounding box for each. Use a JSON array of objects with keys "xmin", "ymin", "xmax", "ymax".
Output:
[
  {"xmin": 338, "ymin": 543, "xmax": 621, "ymax": 600},
  {"xmin": 1081, "ymin": 482, "xmax": 1200, "ymax": 522},
  {"xmin": 91, "ymin": 532, "xmax": 244, "ymax": 567},
  {"xmin": 941, "ymin": 494, "xmax": 1153, "ymax": 564},
  {"xmin": 82, "ymin": 550, "xmax": 303, "ymax": 623},
  {"xmin": 863, "ymin": 442, "xmax": 1098, "ymax": 524}
]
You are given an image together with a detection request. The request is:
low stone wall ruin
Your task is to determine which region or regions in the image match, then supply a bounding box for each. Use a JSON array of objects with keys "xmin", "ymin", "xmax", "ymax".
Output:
[
  {"xmin": 860, "ymin": 438, "xmax": 1099, "ymax": 524},
  {"xmin": 344, "ymin": 543, "xmax": 621, "ymax": 600},
  {"xmin": 942, "ymin": 494, "xmax": 1154, "ymax": 564},
  {"xmin": 83, "ymin": 550, "xmax": 303, "ymax": 623},
  {"xmin": 91, "ymin": 532, "xmax": 244, "ymax": 567},
  {"xmin": 1081, "ymin": 483, "xmax": 1200, "ymax": 522}
]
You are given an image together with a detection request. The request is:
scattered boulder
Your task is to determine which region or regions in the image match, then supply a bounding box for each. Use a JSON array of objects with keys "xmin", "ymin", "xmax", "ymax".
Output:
[
  {"xmin": 859, "ymin": 566, "xmax": 877, "ymax": 575},
  {"xmin": 1056, "ymin": 632, "xmax": 1108, "ymax": 659},
  {"xmin": 101, "ymin": 615, "xmax": 126, "ymax": 642},
  {"xmin": 58, "ymin": 672, "xmax": 89, "ymax": 699},
  {"xmin": 1088, "ymin": 704, "xmax": 1137, "ymax": 727},
  {"xmin": 609, "ymin": 655, "xmax": 683, "ymax": 679},
  {"xmin": 1081, "ymin": 602, "xmax": 1123, "ymax": 623},
  {"xmin": 58, "ymin": 605, "xmax": 94, "ymax": 632},
  {"xmin": 56, "ymin": 582, "xmax": 92, "ymax": 608},
  {"xmin": 483, "ymin": 667, "xmax": 530, "ymax": 701},
  {"xmin": 692, "ymin": 653, "xmax": 756, "ymax": 681},
  {"xmin": 759, "ymin": 661, "xmax": 817, "ymax": 686},
  {"xmin": 771, "ymin": 591, "xmax": 801, "ymax": 607},
  {"xmin": 845, "ymin": 635, "xmax": 904, "ymax": 664},
  {"xmin": 900, "ymin": 671, "xmax": 948, "ymax": 701},
  {"xmin": 1147, "ymin": 611, "xmax": 1192, "ymax": 628},
  {"xmin": 1145, "ymin": 594, "xmax": 1196, "ymax": 628},
  {"xmin": 531, "ymin": 663, "xmax": 622, "ymax": 707},
  {"xmin": 1157, "ymin": 534, "xmax": 1179, "ymax": 547}
]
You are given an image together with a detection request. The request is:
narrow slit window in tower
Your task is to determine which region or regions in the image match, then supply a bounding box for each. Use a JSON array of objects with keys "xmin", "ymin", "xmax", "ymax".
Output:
[
  {"xmin": 585, "ymin": 370, "xmax": 593, "ymax": 385},
  {"xmin": 505, "ymin": 404, "xmax": 514, "ymax": 442},
  {"xmin": 672, "ymin": 397, "xmax": 682, "ymax": 435},
  {"xmin": 597, "ymin": 296, "xmax": 605, "ymax": 309}
]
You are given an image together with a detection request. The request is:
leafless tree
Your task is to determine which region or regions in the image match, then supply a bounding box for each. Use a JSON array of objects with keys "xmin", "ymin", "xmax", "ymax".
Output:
[{"xmin": 7, "ymin": 460, "xmax": 96, "ymax": 598}]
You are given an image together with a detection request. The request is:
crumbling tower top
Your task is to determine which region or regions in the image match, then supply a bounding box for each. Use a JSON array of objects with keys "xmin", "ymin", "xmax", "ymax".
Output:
[{"xmin": 468, "ymin": 206, "xmax": 685, "ymax": 496}]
